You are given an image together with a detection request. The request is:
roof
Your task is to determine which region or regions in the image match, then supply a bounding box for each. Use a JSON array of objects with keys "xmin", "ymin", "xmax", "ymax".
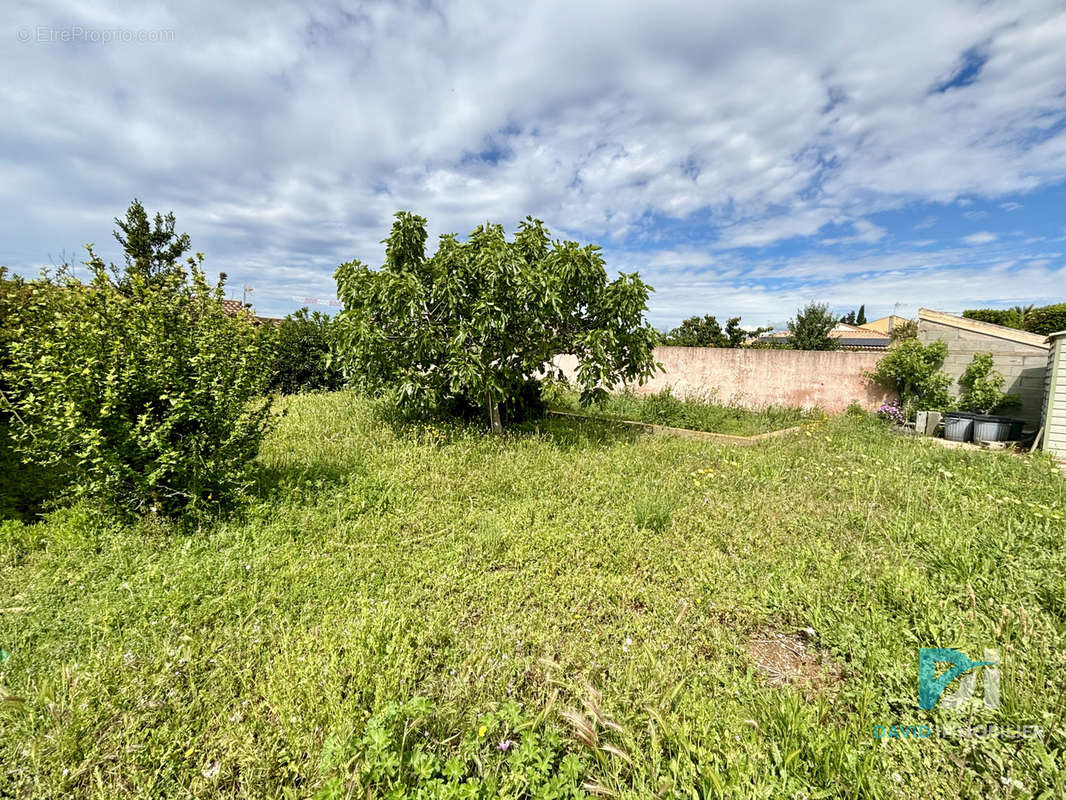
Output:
[
  {"xmin": 1047, "ymin": 330, "xmax": 1066, "ymax": 343},
  {"xmin": 763, "ymin": 322, "xmax": 891, "ymax": 345},
  {"xmin": 220, "ymin": 299, "xmax": 279, "ymax": 325},
  {"xmin": 918, "ymin": 308, "xmax": 1049, "ymax": 349},
  {"xmin": 221, "ymin": 299, "xmax": 248, "ymax": 317},
  {"xmin": 830, "ymin": 323, "xmax": 891, "ymax": 340},
  {"xmin": 835, "ymin": 340, "xmax": 890, "ymax": 348}
]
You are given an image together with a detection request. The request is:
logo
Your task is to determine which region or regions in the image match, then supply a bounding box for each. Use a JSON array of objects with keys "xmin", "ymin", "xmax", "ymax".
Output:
[
  {"xmin": 918, "ymin": 648, "xmax": 999, "ymax": 710},
  {"xmin": 872, "ymin": 646, "xmax": 1041, "ymax": 741}
]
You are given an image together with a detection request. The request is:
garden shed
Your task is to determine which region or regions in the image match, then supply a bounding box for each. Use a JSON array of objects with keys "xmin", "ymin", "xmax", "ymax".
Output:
[{"xmin": 1043, "ymin": 331, "xmax": 1066, "ymax": 462}]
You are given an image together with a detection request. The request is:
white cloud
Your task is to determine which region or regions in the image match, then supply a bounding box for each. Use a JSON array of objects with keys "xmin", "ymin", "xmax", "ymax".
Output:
[
  {"xmin": 819, "ymin": 219, "xmax": 887, "ymax": 246},
  {"xmin": 964, "ymin": 232, "xmax": 999, "ymax": 244},
  {"xmin": 620, "ymin": 238, "xmax": 1065, "ymax": 328},
  {"xmin": 1, "ymin": 0, "xmax": 1065, "ymax": 319}
]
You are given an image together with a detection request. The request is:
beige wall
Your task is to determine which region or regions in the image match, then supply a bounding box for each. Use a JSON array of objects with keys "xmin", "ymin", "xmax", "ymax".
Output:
[
  {"xmin": 860, "ymin": 315, "xmax": 908, "ymax": 333},
  {"xmin": 917, "ymin": 317, "xmax": 1049, "ymax": 424},
  {"xmin": 555, "ymin": 347, "xmax": 894, "ymax": 412}
]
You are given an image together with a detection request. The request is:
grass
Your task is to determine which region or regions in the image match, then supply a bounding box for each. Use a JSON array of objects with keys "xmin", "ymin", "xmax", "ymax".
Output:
[
  {"xmin": 548, "ymin": 387, "xmax": 816, "ymax": 436},
  {"xmin": 2, "ymin": 392, "xmax": 1066, "ymax": 798}
]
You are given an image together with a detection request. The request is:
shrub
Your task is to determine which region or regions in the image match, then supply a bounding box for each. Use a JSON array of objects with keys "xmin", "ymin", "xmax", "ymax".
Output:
[
  {"xmin": 957, "ymin": 353, "xmax": 1021, "ymax": 414},
  {"xmin": 866, "ymin": 339, "xmax": 953, "ymax": 418},
  {"xmin": 3, "ymin": 205, "xmax": 274, "ymax": 519},
  {"xmin": 845, "ymin": 401, "xmax": 868, "ymax": 418},
  {"xmin": 0, "ymin": 270, "xmax": 68, "ymax": 518},
  {"xmin": 265, "ymin": 308, "xmax": 343, "ymax": 394}
]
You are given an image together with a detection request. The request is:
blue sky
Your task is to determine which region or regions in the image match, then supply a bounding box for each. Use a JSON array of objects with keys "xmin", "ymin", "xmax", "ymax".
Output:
[{"xmin": 4, "ymin": 0, "xmax": 1066, "ymax": 330}]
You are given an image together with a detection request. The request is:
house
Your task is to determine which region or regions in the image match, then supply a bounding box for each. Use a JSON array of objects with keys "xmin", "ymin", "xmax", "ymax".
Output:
[
  {"xmin": 760, "ymin": 322, "xmax": 891, "ymax": 349},
  {"xmin": 859, "ymin": 315, "xmax": 909, "ymax": 333},
  {"xmin": 829, "ymin": 323, "xmax": 892, "ymax": 348},
  {"xmin": 220, "ymin": 298, "xmax": 282, "ymax": 325},
  {"xmin": 221, "ymin": 299, "xmax": 250, "ymax": 318}
]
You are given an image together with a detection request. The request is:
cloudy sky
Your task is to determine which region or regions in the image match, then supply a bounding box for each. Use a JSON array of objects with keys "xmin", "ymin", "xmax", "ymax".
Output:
[{"xmin": 5, "ymin": 0, "xmax": 1066, "ymax": 328}]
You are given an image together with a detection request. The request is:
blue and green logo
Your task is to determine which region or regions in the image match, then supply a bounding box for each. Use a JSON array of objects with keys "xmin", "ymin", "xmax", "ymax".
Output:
[{"xmin": 919, "ymin": 648, "xmax": 999, "ymax": 710}]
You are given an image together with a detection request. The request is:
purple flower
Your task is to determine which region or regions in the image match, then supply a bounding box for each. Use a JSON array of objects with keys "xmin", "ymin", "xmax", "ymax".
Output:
[
  {"xmin": 497, "ymin": 739, "xmax": 515, "ymax": 752},
  {"xmin": 877, "ymin": 401, "xmax": 904, "ymax": 424}
]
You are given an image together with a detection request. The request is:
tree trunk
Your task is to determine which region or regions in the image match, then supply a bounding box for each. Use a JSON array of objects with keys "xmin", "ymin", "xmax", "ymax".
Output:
[{"xmin": 486, "ymin": 393, "xmax": 502, "ymax": 434}]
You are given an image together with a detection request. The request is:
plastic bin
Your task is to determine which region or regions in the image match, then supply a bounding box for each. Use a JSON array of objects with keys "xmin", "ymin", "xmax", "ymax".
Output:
[
  {"xmin": 1008, "ymin": 419, "xmax": 1025, "ymax": 440},
  {"xmin": 973, "ymin": 415, "xmax": 1017, "ymax": 442},
  {"xmin": 943, "ymin": 413, "xmax": 974, "ymax": 442}
]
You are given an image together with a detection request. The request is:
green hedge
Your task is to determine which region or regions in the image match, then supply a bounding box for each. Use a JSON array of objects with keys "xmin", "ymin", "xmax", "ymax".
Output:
[
  {"xmin": 962, "ymin": 308, "xmax": 1019, "ymax": 327},
  {"xmin": 962, "ymin": 303, "xmax": 1066, "ymax": 337},
  {"xmin": 1024, "ymin": 303, "xmax": 1066, "ymax": 336}
]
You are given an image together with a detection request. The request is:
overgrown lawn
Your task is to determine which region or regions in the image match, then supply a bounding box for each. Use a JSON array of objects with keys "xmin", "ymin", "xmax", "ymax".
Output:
[
  {"xmin": 2, "ymin": 392, "xmax": 1065, "ymax": 798},
  {"xmin": 549, "ymin": 387, "xmax": 815, "ymax": 436}
]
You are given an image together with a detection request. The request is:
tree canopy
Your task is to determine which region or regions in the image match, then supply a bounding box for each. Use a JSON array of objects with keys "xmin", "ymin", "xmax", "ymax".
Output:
[
  {"xmin": 331, "ymin": 212, "xmax": 659, "ymax": 430},
  {"xmin": 840, "ymin": 304, "xmax": 867, "ymax": 326},
  {"xmin": 112, "ymin": 198, "xmax": 192, "ymax": 287},
  {"xmin": 661, "ymin": 315, "xmax": 769, "ymax": 347},
  {"xmin": 787, "ymin": 302, "xmax": 838, "ymax": 350}
]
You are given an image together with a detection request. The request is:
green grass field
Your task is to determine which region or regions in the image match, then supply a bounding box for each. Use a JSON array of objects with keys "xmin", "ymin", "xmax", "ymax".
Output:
[
  {"xmin": 548, "ymin": 387, "xmax": 815, "ymax": 437},
  {"xmin": 2, "ymin": 392, "xmax": 1065, "ymax": 799}
]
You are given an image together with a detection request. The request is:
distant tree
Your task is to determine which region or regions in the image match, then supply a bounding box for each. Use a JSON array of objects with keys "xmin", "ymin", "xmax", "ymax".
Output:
[
  {"xmin": 746, "ymin": 337, "xmax": 792, "ymax": 350},
  {"xmin": 839, "ymin": 306, "xmax": 867, "ymax": 326},
  {"xmin": 332, "ymin": 212, "xmax": 659, "ymax": 432},
  {"xmin": 663, "ymin": 314, "xmax": 767, "ymax": 347},
  {"xmin": 724, "ymin": 317, "xmax": 750, "ymax": 347},
  {"xmin": 788, "ymin": 303, "xmax": 839, "ymax": 350},
  {"xmin": 962, "ymin": 308, "xmax": 1022, "ymax": 328},
  {"xmin": 112, "ymin": 198, "xmax": 192, "ymax": 287},
  {"xmin": 663, "ymin": 315, "xmax": 726, "ymax": 347},
  {"xmin": 963, "ymin": 303, "xmax": 1066, "ymax": 335}
]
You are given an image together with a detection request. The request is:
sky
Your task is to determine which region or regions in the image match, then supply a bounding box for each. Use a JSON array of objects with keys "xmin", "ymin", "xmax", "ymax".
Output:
[{"xmin": 4, "ymin": 0, "xmax": 1066, "ymax": 330}]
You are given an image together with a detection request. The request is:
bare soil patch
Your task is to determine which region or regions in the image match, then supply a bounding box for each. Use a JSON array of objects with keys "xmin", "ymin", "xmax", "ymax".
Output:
[{"xmin": 747, "ymin": 629, "xmax": 843, "ymax": 699}]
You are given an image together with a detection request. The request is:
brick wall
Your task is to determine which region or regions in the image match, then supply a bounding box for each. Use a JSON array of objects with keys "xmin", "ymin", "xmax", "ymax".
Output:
[{"xmin": 917, "ymin": 311, "xmax": 1050, "ymax": 424}]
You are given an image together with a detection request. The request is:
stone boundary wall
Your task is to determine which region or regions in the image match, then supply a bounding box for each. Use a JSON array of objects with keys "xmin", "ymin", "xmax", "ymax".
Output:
[{"xmin": 554, "ymin": 347, "xmax": 894, "ymax": 413}]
